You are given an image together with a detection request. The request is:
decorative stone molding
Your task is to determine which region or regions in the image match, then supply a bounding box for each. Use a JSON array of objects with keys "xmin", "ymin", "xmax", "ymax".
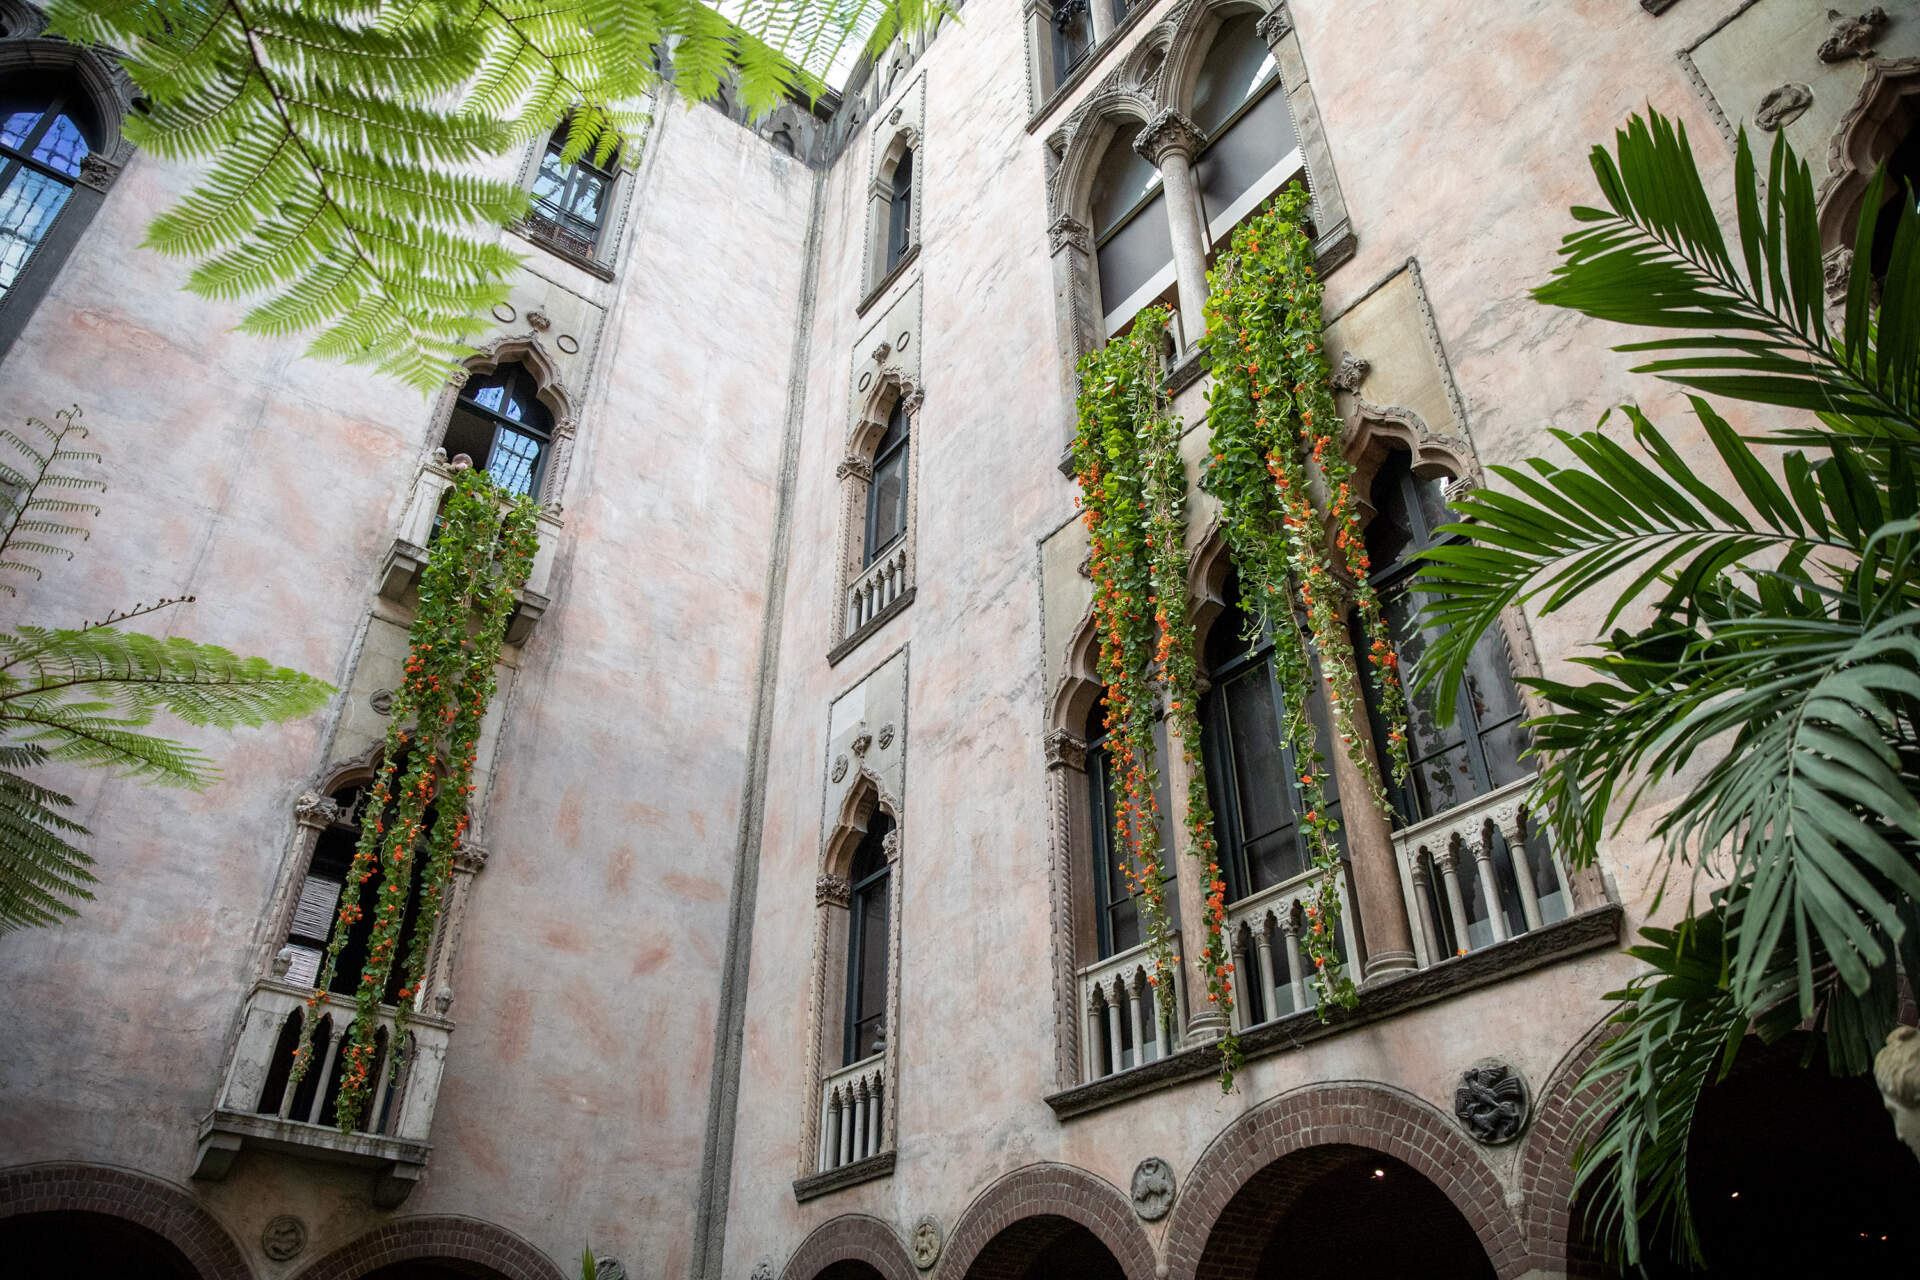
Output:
[
  {"xmin": 1453, "ymin": 1059, "xmax": 1531, "ymax": 1145},
  {"xmin": 1254, "ymin": 6, "xmax": 1292, "ymax": 47},
  {"xmin": 836, "ymin": 455, "xmax": 874, "ymax": 483},
  {"xmin": 452, "ymin": 842, "xmax": 491, "ymax": 874},
  {"xmin": 851, "ymin": 724, "xmax": 874, "ymax": 757},
  {"xmin": 1048, "ymin": 213, "xmax": 1092, "ymax": 254},
  {"xmin": 1819, "ymin": 7, "xmax": 1888, "ymax": 63},
  {"xmin": 877, "ymin": 722, "xmax": 896, "ymax": 750},
  {"xmin": 590, "ymin": 1258, "xmax": 628, "ymax": 1280},
  {"xmin": 74, "ymin": 151, "xmax": 119, "ymax": 192},
  {"xmin": 752, "ymin": 1262, "xmax": 776, "ymax": 1280},
  {"xmin": 293, "ymin": 792, "xmax": 340, "ymax": 829},
  {"xmin": 1329, "ymin": 350, "xmax": 1371, "ymax": 393},
  {"xmin": 1815, "ymin": 58, "xmax": 1920, "ymax": 251},
  {"xmin": 1043, "ymin": 729, "xmax": 1088, "ymax": 772},
  {"xmin": 262, "ymin": 1215, "xmax": 308, "ymax": 1262},
  {"xmin": 1755, "ymin": 83, "xmax": 1814, "ymax": 131},
  {"xmin": 908, "ymin": 1213, "xmax": 943, "ymax": 1268},
  {"xmin": 1132, "ymin": 107, "xmax": 1207, "ymax": 163},
  {"xmin": 831, "ymin": 754, "xmax": 849, "ymax": 783},
  {"xmin": 1130, "ymin": 1156, "xmax": 1176, "ymax": 1220},
  {"xmin": 816, "ymin": 874, "xmax": 851, "ymax": 907}
]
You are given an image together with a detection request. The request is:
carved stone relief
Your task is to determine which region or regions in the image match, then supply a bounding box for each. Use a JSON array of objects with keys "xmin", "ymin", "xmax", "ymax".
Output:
[
  {"xmin": 1819, "ymin": 8, "xmax": 1889, "ymax": 63},
  {"xmin": 1755, "ymin": 83, "xmax": 1814, "ymax": 131},
  {"xmin": 1453, "ymin": 1060, "xmax": 1530, "ymax": 1145},
  {"xmin": 261, "ymin": 1215, "xmax": 307, "ymax": 1261},
  {"xmin": 1131, "ymin": 1155, "xmax": 1176, "ymax": 1219},
  {"xmin": 909, "ymin": 1214, "xmax": 943, "ymax": 1268}
]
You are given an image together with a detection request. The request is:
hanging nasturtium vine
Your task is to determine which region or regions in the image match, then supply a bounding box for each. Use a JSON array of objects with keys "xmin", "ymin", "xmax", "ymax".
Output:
[
  {"xmin": 1073, "ymin": 307, "xmax": 1242, "ymax": 1089},
  {"xmin": 288, "ymin": 466, "xmax": 539, "ymax": 1131},
  {"xmin": 1199, "ymin": 185, "xmax": 1412, "ymax": 1013}
]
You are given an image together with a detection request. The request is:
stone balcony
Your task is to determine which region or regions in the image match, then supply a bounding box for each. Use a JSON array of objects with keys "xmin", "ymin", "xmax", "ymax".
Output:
[
  {"xmin": 377, "ymin": 456, "xmax": 565, "ymax": 646},
  {"xmin": 1223, "ymin": 868, "xmax": 1360, "ymax": 1032},
  {"xmin": 793, "ymin": 1053, "xmax": 895, "ymax": 1203},
  {"xmin": 1078, "ymin": 932, "xmax": 1185, "ymax": 1082},
  {"xmin": 845, "ymin": 539, "xmax": 911, "ymax": 639},
  {"xmin": 192, "ymin": 979, "xmax": 453, "ymax": 1207}
]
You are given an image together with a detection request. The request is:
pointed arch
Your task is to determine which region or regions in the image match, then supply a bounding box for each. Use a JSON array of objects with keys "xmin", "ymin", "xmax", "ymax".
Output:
[
  {"xmin": 1159, "ymin": 0, "xmax": 1274, "ymax": 123},
  {"xmin": 1049, "ymin": 600, "xmax": 1105, "ymax": 737},
  {"xmin": 848, "ymin": 368, "xmax": 920, "ymax": 459},
  {"xmin": 823, "ymin": 767, "xmax": 904, "ymax": 881},
  {"xmin": 1816, "ymin": 57, "xmax": 1920, "ymax": 253},
  {"xmin": 1049, "ymin": 93, "xmax": 1159, "ymax": 224}
]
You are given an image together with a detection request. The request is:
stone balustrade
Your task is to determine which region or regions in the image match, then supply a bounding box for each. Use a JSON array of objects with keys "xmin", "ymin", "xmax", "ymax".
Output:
[
  {"xmin": 817, "ymin": 1054, "xmax": 887, "ymax": 1172},
  {"xmin": 1223, "ymin": 867, "xmax": 1360, "ymax": 1031},
  {"xmin": 1078, "ymin": 933, "xmax": 1183, "ymax": 1082},
  {"xmin": 192, "ymin": 979, "xmax": 453, "ymax": 1207},
  {"xmin": 1390, "ymin": 776, "xmax": 1574, "ymax": 967},
  {"xmin": 846, "ymin": 541, "xmax": 909, "ymax": 635}
]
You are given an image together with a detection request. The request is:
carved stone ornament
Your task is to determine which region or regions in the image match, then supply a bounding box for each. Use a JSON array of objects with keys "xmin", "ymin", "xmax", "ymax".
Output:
[
  {"xmin": 590, "ymin": 1259, "xmax": 628, "ymax": 1280},
  {"xmin": 877, "ymin": 722, "xmax": 896, "ymax": 750},
  {"xmin": 889, "ymin": 106, "xmax": 905, "ymax": 126},
  {"xmin": 901, "ymin": 386, "xmax": 927, "ymax": 415},
  {"xmin": 831, "ymin": 754, "xmax": 849, "ymax": 783},
  {"xmin": 435, "ymin": 985, "xmax": 454, "ymax": 1015},
  {"xmin": 1824, "ymin": 246, "xmax": 1856, "ymax": 301},
  {"xmin": 1754, "ymin": 84, "xmax": 1814, "ymax": 132},
  {"xmin": 261, "ymin": 1215, "xmax": 307, "ymax": 1261},
  {"xmin": 837, "ymin": 455, "xmax": 874, "ymax": 483},
  {"xmin": 871, "ymin": 339, "xmax": 894, "ymax": 364},
  {"xmin": 1044, "ymin": 730, "xmax": 1088, "ymax": 771},
  {"xmin": 816, "ymin": 873, "xmax": 851, "ymax": 906},
  {"xmin": 369, "ymin": 687, "xmax": 395, "ymax": 716},
  {"xmin": 1131, "ymin": 1156, "xmax": 1176, "ymax": 1220},
  {"xmin": 750, "ymin": 1263, "xmax": 775, "ymax": 1280},
  {"xmin": 1442, "ymin": 474, "xmax": 1479, "ymax": 505},
  {"xmin": 271, "ymin": 946, "xmax": 296, "ymax": 978},
  {"xmin": 1255, "ymin": 4, "xmax": 1294, "ymax": 50},
  {"xmin": 1077, "ymin": 553, "xmax": 1094, "ymax": 580},
  {"xmin": 1330, "ymin": 351, "xmax": 1371, "ymax": 393},
  {"xmin": 293, "ymin": 792, "xmax": 339, "ymax": 826},
  {"xmin": 909, "ymin": 1214, "xmax": 943, "ymax": 1269},
  {"xmin": 1048, "ymin": 213, "xmax": 1092, "ymax": 255},
  {"xmin": 526, "ymin": 308, "xmax": 551, "ymax": 331},
  {"xmin": 1133, "ymin": 108, "xmax": 1207, "ymax": 164},
  {"xmin": 452, "ymin": 842, "xmax": 490, "ymax": 874},
  {"xmin": 851, "ymin": 723, "xmax": 874, "ymax": 757},
  {"xmin": 76, "ymin": 152, "xmax": 118, "ymax": 192},
  {"xmin": 1819, "ymin": 8, "xmax": 1888, "ymax": 63},
  {"xmin": 1453, "ymin": 1060, "xmax": 1531, "ymax": 1145},
  {"xmin": 1875, "ymin": 1025, "xmax": 1920, "ymax": 1162}
]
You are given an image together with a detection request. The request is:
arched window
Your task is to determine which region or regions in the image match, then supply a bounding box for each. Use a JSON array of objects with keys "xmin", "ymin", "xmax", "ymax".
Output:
[
  {"xmin": 443, "ymin": 362, "xmax": 554, "ymax": 497},
  {"xmin": 1866, "ymin": 123, "xmax": 1920, "ymax": 281},
  {"xmin": 0, "ymin": 77, "xmax": 96, "ymax": 304},
  {"xmin": 885, "ymin": 147, "xmax": 914, "ymax": 273},
  {"xmin": 864, "ymin": 399, "xmax": 908, "ymax": 565},
  {"xmin": 528, "ymin": 121, "xmax": 619, "ymax": 259},
  {"xmin": 1085, "ymin": 698, "xmax": 1177, "ymax": 958},
  {"xmin": 843, "ymin": 814, "xmax": 892, "ymax": 1064},
  {"xmin": 1089, "ymin": 120, "xmax": 1173, "ymax": 336},
  {"xmin": 1200, "ymin": 568, "xmax": 1343, "ymax": 904},
  {"xmin": 1053, "ymin": 0, "xmax": 1095, "ymax": 84},
  {"xmin": 1189, "ymin": 13, "xmax": 1300, "ymax": 247},
  {"xmin": 278, "ymin": 773, "xmax": 431, "ymax": 1004}
]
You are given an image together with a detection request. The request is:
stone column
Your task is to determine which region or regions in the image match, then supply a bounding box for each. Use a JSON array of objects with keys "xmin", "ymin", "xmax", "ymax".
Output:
[
  {"xmin": 1133, "ymin": 110, "xmax": 1212, "ymax": 351},
  {"xmin": 833, "ymin": 455, "xmax": 872, "ymax": 641},
  {"xmin": 422, "ymin": 843, "xmax": 490, "ymax": 1015},
  {"xmin": 1087, "ymin": 0, "xmax": 1115, "ymax": 43},
  {"xmin": 1048, "ymin": 215, "xmax": 1097, "ymax": 467},
  {"xmin": 1024, "ymin": 0, "xmax": 1057, "ymax": 101},
  {"xmin": 1045, "ymin": 731, "xmax": 1093, "ymax": 1088},
  {"xmin": 1162, "ymin": 712, "xmax": 1229, "ymax": 1041}
]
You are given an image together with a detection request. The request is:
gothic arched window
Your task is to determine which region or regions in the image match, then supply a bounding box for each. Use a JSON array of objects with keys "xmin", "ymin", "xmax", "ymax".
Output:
[
  {"xmin": 1053, "ymin": 0, "xmax": 1094, "ymax": 84},
  {"xmin": 843, "ymin": 814, "xmax": 892, "ymax": 1064},
  {"xmin": 1200, "ymin": 569, "xmax": 1343, "ymax": 904},
  {"xmin": 1089, "ymin": 120, "xmax": 1173, "ymax": 336},
  {"xmin": 0, "ymin": 78, "xmax": 96, "ymax": 305},
  {"xmin": 864, "ymin": 400, "xmax": 909, "ymax": 565},
  {"xmin": 1189, "ymin": 13, "xmax": 1300, "ymax": 247},
  {"xmin": 529, "ymin": 121, "xmax": 619, "ymax": 258},
  {"xmin": 443, "ymin": 363, "xmax": 554, "ymax": 497},
  {"xmin": 885, "ymin": 147, "xmax": 914, "ymax": 273}
]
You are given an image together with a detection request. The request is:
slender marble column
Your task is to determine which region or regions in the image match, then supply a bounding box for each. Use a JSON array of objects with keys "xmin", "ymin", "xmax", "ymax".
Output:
[{"xmin": 1134, "ymin": 110, "xmax": 1212, "ymax": 349}]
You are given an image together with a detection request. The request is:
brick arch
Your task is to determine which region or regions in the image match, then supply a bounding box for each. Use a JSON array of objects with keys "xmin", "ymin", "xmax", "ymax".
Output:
[
  {"xmin": 292, "ymin": 1215, "xmax": 564, "ymax": 1280},
  {"xmin": 935, "ymin": 1162, "xmax": 1156, "ymax": 1280},
  {"xmin": 0, "ymin": 1161, "xmax": 253, "ymax": 1280},
  {"xmin": 1513, "ymin": 1016, "xmax": 1618, "ymax": 1279},
  {"xmin": 780, "ymin": 1213, "xmax": 916, "ymax": 1280},
  {"xmin": 1160, "ymin": 1082, "xmax": 1526, "ymax": 1280}
]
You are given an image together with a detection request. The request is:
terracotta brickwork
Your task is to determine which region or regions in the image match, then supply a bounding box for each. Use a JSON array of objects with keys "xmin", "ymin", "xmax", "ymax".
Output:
[
  {"xmin": 934, "ymin": 1163, "xmax": 1156, "ymax": 1280},
  {"xmin": 1515, "ymin": 1020, "xmax": 1617, "ymax": 1278},
  {"xmin": 292, "ymin": 1216, "xmax": 566, "ymax": 1280},
  {"xmin": 780, "ymin": 1214, "xmax": 918, "ymax": 1280},
  {"xmin": 0, "ymin": 1163, "xmax": 252, "ymax": 1280}
]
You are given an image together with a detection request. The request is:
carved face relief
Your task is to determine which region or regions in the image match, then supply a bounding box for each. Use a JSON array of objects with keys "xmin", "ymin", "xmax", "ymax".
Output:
[
  {"xmin": 909, "ymin": 1214, "xmax": 943, "ymax": 1268},
  {"xmin": 1453, "ymin": 1061, "xmax": 1530, "ymax": 1145},
  {"xmin": 1819, "ymin": 8, "xmax": 1888, "ymax": 63},
  {"xmin": 1131, "ymin": 1155, "xmax": 1176, "ymax": 1220}
]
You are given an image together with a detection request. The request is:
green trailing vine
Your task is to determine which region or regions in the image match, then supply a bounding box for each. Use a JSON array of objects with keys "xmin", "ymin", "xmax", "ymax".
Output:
[
  {"xmin": 289, "ymin": 466, "xmax": 539, "ymax": 1131},
  {"xmin": 1199, "ymin": 186, "xmax": 1411, "ymax": 1014},
  {"xmin": 1073, "ymin": 308, "xmax": 1241, "ymax": 1089}
]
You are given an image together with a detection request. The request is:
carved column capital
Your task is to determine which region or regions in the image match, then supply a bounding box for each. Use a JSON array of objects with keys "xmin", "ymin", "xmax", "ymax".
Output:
[
  {"xmin": 1133, "ymin": 109, "xmax": 1208, "ymax": 165},
  {"xmin": 900, "ymin": 386, "xmax": 927, "ymax": 416},
  {"xmin": 1048, "ymin": 213, "xmax": 1092, "ymax": 255},
  {"xmin": 452, "ymin": 842, "xmax": 491, "ymax": 874},
  {"xmin": 293, "ymin": 792, "xmax": 339, "ymax": 830},
  {"xmin": 837, "ymin": 455, "xmax": 874, "ymax": 482},
  {"xmin": 882, "ymin": 830, "xmax": 901, "ymax": 863},
  {"xmin": 1044, "ymin": 729, "xmax": 1088, "ymax": 771},
  {"xmin": 1255, "ymin": 5, "xmax": 1294, "ymax": 51},
  {"xmin": 817, "ymin": 874, "xmax": 851, "ymax": 906}
]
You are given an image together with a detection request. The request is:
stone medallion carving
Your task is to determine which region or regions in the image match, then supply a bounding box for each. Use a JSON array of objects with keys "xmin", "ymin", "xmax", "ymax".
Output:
[
  {"xmin": 1330, "ymin": 351, "xmax": 1371, "ymax": 393},
  {"xmin": 909, "ymin": 1214, "xmax": 943, "ymax": 1269},
  {"xmin": 1131, "ymin": 1155, "xmax": 1176, "ymax": 1220},
  {"xmin": 261, "ymin": 1215, "xmax": 307, "ymax": 1261},
  {"xmin": 1454, "ymin": 1060, "xmax": 1530, "ymax": 1145},
  {"xmin": 369, "ymin": 687, "xmax": 395, "ymax": 716},
  {"xmin": 831, "ymin": 754, "xmax": 849, "ymax": 783},
  {"xmin": 750, "ymin": 1263, "xmax": 775, "ymax": 1280},
  {"xmin": 878, "ymin": 722, "xmax": 896, "ymax": 751},
  {"xmin": 1754, "ymin": 84, "xmax": 1813, "ymax": 132},
  {"xmin": 526, "ymin": 308, "xmax": 551, "ymax": 331},
  {"xmin": 590, "ymin": 1259, "xmax": 627, "ymax": 1280},
  {"xmin": 1819, "ymin": 8, "xmax": 1887, "ymax": 63}
]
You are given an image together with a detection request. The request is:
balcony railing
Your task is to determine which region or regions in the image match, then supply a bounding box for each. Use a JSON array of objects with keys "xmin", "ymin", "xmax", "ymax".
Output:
[
  {"xmin": 1391, "ymin": 776, "xmax": 1574, "ymax": 968},
  {"xmin": 1078, "ymin": 933, "xmax": 1183, "ymax": 1082},
  {"xmin": 846, "ymin": 540, "xmax": 909, "ymax": 636},
  {"xmin": 816, "ymin": 1053, "xmax": 886, "ymax": 1172},
  {"xmin": 1224, "ymin": 868, "xmax": 1360, "ymax": 1032},
  {"xmin": 193, "ymin": 979, "xmax": 452, "ymax": 1207}
]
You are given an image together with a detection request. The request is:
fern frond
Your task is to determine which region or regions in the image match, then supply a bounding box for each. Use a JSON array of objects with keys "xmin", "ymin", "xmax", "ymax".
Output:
[
  {"xmin": 0, "ymin": 409, "xmax": 102, "ymax": 592},
  {"xmin": 0, "ymin": 746, "xmax": 95, "ymax": 933}
]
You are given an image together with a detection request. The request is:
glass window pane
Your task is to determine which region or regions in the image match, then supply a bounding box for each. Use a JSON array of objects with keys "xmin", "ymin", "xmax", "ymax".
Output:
[
  {"xmin": 1462, "ymin": 629, "xmax": 1527, "ymax": 731},
  {"xmin": 1096, "ymin": 189, "xmax": 1172, "ymax": 317},
  {"xmin": 565, "ymin": 170, "xmax": 607, "ymax": 225},
  {"xmin": 1410, "ymin": 741, "xmax": 1474, "ymax": 818},
  {"xmin": 1089, "ymin": 123, "xmax": 1160, "ymax": 238},
  {"xmin": 32, "ymin": 114, "xmax": 88, "ymax": 178},
  {"xmin": 1225, "ymin": 665, "xmax": 1293, "ymax": 843},
  {"xmin": 531, "ymin": 150, "xmax": 568, "ymax": 205},
  {"xmin": 1195, "ymin": 81, "xmax": 1297, "ymax": 230},
  {"xmin": 866, "ymin": 448, "xmax": 907, "ymax": 560},
  {"xmin": 442, "ymin": 404, "xmax": 496, "ymax": 471},
  {"xmin": 855, "ymin": 880, "xmax": 889, "ymax": 1053},
  {"xmin": 1055, "ymin": 4, "xmax": 1094, "ymax": 80},
  {"xmin": 1476, "ymin": 716, "xmax": 1533, "ymax": 791},
  {"xmin": 0, "ymin": 168, "xmax": 72, "ymax": 300},
  {"xmin": 0, "ymin": 107, "xmax": 44, "ymax": 151},
  {"xmin": 1188, "ymin": 15, "xmax": 1279, "ymax": 136},
  {"xmin": 485, "ymin": 425, "xmax": 544, "ymax": 497},
  {"xmin": 1382, "ymin": 586, "xmax": 1467, "ymax": 762}
]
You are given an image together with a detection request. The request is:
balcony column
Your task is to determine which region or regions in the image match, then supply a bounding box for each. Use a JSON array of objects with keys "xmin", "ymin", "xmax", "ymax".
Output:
[
  {"xmin": 834, "ymin": 454, "xmax": 873, "ymax": 639},
  {"xmin": 1408, "ymin": 853, "xmax": 1442, "ymax": 968},
  {"xmin": 1279, "ymin": 914, "xmax": 1308, "ymax": 1011},
  {"xmin": 1252, "ymin": 921, "xmax": 1278, "ymax": 1021},
  {"xmin": 838, "ymin": 1088, "xmax": 854, "ymax": 1167},
  {"xmin": 307, "ymin": 1022, "xmax": 344, "ymax": 1124},
  {"xmin": 817, "ymin": 1087, "xmax": 835, "ymax": 1170},
  {"xmin": 1470, "ymin": 823, "xmax": 1510, "ymax": 944},
  {"xmin": 1105, "ymin": 981, "xmax": 1126, "ymax": 1069},
  {"xmin": 1127, "ymin": 972, "xmax": 1148, "ymax": 1066},
  {"xmin": 1493, "ymin": 801, "xmax": 1544, "ymax": 934},
  {"xmin": 1085, "ymin": 993, "xmax": 1106, "ymax": 1081},
  {"xmin": 1133, "ymin": 111, "xmax": 1212, "ymax": 351},
  {"xmin": 1161, "ymin": 703, "xmax": 1229, "ymax": 1042},
  {"xmin": 1435, "ymin": 843, "xmax": 1473, "ymax": 956},
  {"xmin": 422, "ymin": 843, "xmax": 488, "ymax": 1016}
]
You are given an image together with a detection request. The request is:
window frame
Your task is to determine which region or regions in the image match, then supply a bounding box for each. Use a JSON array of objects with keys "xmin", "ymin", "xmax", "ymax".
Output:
[
  {"xmin": 862, "ymin": 401, "xmax": 909, "ymax": 566},
  {"xmin": 447, "ymin": 364, "xmax": 555, "ymax": 499},
  {"xmin": 884, "ymin": 147, "xmax": 914, "ymax": 274},
  {"xmin": 1084, "ymin": 711, "xmax": 1178, "ymax": 958},
  {"xmin": 528, "ymin": 128, "xmax": 620, "ymax": 258},
  {"xmin": 841, "ymin": 825, "xmax": 892, "ymax": 1066}
]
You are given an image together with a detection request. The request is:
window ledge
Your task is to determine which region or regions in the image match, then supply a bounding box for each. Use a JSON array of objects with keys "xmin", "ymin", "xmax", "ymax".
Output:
[
  {"xmin": 828, "ymin": 584, "xmax": 916, "ymax": 666},
  {"xmin": 193, "ymin": 1108, "xmax": 432, "ymax": 1208},
  {"xmin": 1043, "ymin": 904, "xmax": 1624, "ymax": 1121},
  {"xmin": 377, "ymin": 540, "xmax": 552, "ymax": 648},
  {"xmin": 793, "ymin": 1149, "xmax": 896, "ymax": 1202},
  {"xmin": 510, "ymin": 220, "xmax": 617, "ymax": 282},
  {"xmin": 857, "ymin": 242, "xmax": 921, "ymax": 317}
]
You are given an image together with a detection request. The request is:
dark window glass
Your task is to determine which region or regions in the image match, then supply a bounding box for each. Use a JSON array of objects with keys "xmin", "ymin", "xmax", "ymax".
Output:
[
  {"xmin": 1200, "ymin": 571, "xmax": 1342, "ymax": 903},
  {"xmin": 443, "ymin": 364, "xmax": 555, "ymax": 498},
  {"xmin": 886, "ymin": 149, "xmax": 913, "ymax": 272},
  {"xmin": 0, "ymin": 83, "xmax": 95, "ymax": 305},
  {"xmin": 296, "ymin": 772, "xmax": 432, "ymax": 1006},
  {"xmin": 1090, "ymin": 122, "xmax": 1173, "ymax": 324},
  {"xmin": 844, "ymin": 814, "xmax": 893, "ymax": 1064},
  {"xmin": 1053, "ymin": 0, "xmax": 1094, "ymax": 83},
  {"xmin": 1188, "ymin": 15, "xmax": 1279, "ymax": 136},
  {"xmin": 1085, "ymin": 698, "xmax": 1179, "ymax": 958},
  {"xmin": 1360, "ymin": 451, "xmax": 1532, "ymax": 825},
  {"xmin": 529, "ymin": 122, "xmax": 619, "ymax": 257},
  {"xmin": 1191, "ymin": 16, "xmax": 1297, "ymax": 237},
  {"xmin": 1868, "ymin": 121, "xmax": 1920, "ymax": 280},
  {"xmin": 864, "ymin": 400, "xmax": 909, "ymax": 565}
]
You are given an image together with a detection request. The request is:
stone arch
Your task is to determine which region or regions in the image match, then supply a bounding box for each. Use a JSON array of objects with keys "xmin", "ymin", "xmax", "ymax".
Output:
[
  {"xmin": 1815, "ymin": 57, "xmax": 1920, "ymax": 253},
  {"xmin": 875, "ymin": 122, "xmax": 919, "ymax": 188},
  {"xmin": 824, "ymin": 768, "xmax": 904, "ymax": 880},
  {"xmin": 425, "ymin": 333, "xmax": 578, "ymax": 503},
  {"xmin": 935, "ymin": 1162, "xmax": 1158, "ymax": 1280},
  {"xmin": 1120, "ymin": 26, "xmax": 1175, "ymax": 100},
  {"xmin": 1160, "ymin": 0, "xmax": 1274, "ymax": 122},
  {"xmin": 1511, "ymin": 1015, "xmax": 1619, "ymax": 1278},
  {"xmin": 780, "ymin": 1214, "xmax": 917, "ymax": 1280},
  {"xmin": 0, "ymin": 1162, "xmax": 253, "ymax": 1280},
  {"xmin": 0, "ymin": 26, "xmax": 139, "ymax": 162},
  {"xmin": 1186, "ymin": 518, "xmax": 1239, "ymax": 665},
  {"xmin": 292, "ymin": 1215, "xmax": 564, "ymax": 1280},
  {"xmin": 1048, "ymin": 92, "xmax": 1159, "ymax": 224},
  {"xmin": 1160, "ymin": 1081, "xmax": 1527, "ymax": 1280},
  {"xmin": 1048, "ymin": 600, "xmax": 1104, "ymax": 740},
  {"xmin": 848, "ymin": 368, "xmax": 920, "ymax": 460},
  {"xmin": 1343, "ymin": 406, "xmax": 1474, "ymax": 530}
]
